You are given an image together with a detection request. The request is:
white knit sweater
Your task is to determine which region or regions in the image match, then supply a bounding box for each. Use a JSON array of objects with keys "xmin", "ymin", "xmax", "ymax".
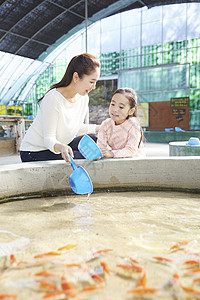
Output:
[{"xmin": 20, "ymin": 89, "xmax": 96, "ymax": 153}]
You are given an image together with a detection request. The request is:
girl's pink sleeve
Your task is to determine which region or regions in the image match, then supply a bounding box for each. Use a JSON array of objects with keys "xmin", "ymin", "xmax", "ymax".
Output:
[
  {"xmin": 97, "ymin": 121, "xmax": 108, "ymax": 150},
  {"xmin": 112, "ymin": 122, "xmax": 141, "ymax": 158}
]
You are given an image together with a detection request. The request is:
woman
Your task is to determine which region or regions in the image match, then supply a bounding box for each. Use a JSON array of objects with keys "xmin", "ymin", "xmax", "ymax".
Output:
[{"xmin": 20, "ymin": 53, "xmax": 101, "ymax": 163}]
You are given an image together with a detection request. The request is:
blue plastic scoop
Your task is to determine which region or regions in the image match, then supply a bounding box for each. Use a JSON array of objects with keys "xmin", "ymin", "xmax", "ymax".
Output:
[
  {"xmin": 68, "ymin": 154, "xmax": 93, "ymax": 195},
  {"xmin": 175, "ymin": 127, "xmax": 185, "ymax": 132},
  {"xmin": 78, "ymin": 135, "xmax": 102, "ymax": 160},
  {"xmin": 186, "ymin": 137, "xmax": 200, "ymax": 145},
  {"xmin": 165, "ymin": 128, "xmax": 173, "ymax": 132}
]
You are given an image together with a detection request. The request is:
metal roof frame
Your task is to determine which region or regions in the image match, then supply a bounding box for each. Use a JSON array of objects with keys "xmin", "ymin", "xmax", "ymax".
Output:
[
  {"xmin": 1, "ymin": 0, "xmax": 199, "ymax": 60},
  {"xmin": 0, "ymin": 0, "xmax": 200, "ymax": 105}
]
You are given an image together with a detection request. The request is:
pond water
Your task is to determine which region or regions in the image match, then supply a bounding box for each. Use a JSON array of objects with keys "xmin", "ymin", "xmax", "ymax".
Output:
[{"xmin": 0, "ymin": 191, "xmax": 200, "ymax": 299}]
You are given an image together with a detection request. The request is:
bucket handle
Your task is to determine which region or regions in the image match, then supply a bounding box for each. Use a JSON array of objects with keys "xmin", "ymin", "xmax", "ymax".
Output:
[{"xmin": 69, "ymin": 154, "xmax": 77, "ymax": 171}]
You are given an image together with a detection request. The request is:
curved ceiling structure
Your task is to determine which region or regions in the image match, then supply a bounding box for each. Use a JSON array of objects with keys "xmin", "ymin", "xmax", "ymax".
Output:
[
  {"xmin": 0, "ymin": 0, "xmax": 199, "ymax": 60},
  {"xmin": 0, "ymin": 0, "xmax": 200, "ymax": 106}
]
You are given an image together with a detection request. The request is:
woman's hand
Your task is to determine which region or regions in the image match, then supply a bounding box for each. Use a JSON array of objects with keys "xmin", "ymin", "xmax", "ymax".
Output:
[
  {"xmin": 61, "ymin": 145, "xmax": 74, "ymax": 163},
  {"xmin": 54, "ymin": 143, "xmax": 74, "ymax": 163}
]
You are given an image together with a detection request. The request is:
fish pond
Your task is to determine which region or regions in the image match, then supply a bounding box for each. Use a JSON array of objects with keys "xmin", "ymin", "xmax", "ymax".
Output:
[{"xmin": 0, "ymin": 191, "xmax": 200, "ymax": 299}]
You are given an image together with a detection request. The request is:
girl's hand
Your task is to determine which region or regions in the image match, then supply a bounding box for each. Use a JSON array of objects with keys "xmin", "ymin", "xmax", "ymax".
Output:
[
  {"xmin": 95, "ymin": 125, "xmax": 101, "ymax": 134},
  {"xmin": 101, "ymin": 149, "xmax": 114, "ymax": 158}
]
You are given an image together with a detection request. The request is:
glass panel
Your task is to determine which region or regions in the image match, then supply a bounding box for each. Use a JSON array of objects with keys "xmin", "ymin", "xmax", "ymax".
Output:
[
  {"xmin": 0, "ymin": 52, "xmax": 8, "ymax": 71},
  {"xmin": 121, "ymin": 8, "xmax": 140, "ymax": 27},
  {"xmin": 101, "ymin": 30, "xmax": 120, "ymax": 53},
  {"xmin": 101, "ymin": 15, "xmax": 120, "ymax": 53},
  {"xmin": 62, "ymin": 35, "xmax": 83, "ymax": 62},
  {"xmin": 163, "ymin": 16, "xmax": 186, "ymax": 43},
  {"xmin": 163, "ymin": 49, "xmax": 186, "ymax": 64},
  {"xmin": 141, "ymin": 53, "xmax": 162, "ymax": 67},
  {"xmin": 187, "ymin": 11, "xmax": 200, "ymax": 40},
  {"xmin": 142, "ymin": 6, "xmax": 162, "ymax": 23},
  {"xmin": 142, "ymin": 21, "xmax": 162, "ymax": 47},
  {"xmin": 101, "ymin": 14, "xmax": 120, "ymax": 32},
  {"xmin": 187, "ymin": 38, "xmax": 200, "ymax": 49},
  {"xmin": 163, "ymin": 3, "xmax": 186, "ymax": 19},
  {"xmin": 187, "ymin": 47, "xmax": 200, "ymax": 64},
  {"xmin": 121, "ymin": 25, "xmax": 141, "ymax": 50},
  {"xmin": 190, "ymin": 66, "xmax": 200, "ymax": 89},
  {"xmin": 163, "ymin": 89, "xmax": 189, "ymax": 100},
  {"xmin": 138, "ymin": 91, "xmax": 164, "ymax": 102},
  {"xmin": 141, "ymin": 68, "xmax": 162, "ymax": 91},
  {"xmin": 87, "ymin": 22, "xmax": 100, "ymax": 56},
  {"xmin": 162, "ymin": 65, "xmax": 189, "ymax": 89},
  {"xmin": 119, "ymin": 70, "xmax": 140, "ymax": 91}
]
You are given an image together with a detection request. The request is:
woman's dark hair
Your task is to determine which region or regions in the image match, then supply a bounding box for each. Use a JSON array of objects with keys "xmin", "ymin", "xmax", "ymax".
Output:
[
  {"xmin": 113, "ymin": 87, "xmax": 144, "ymax": 148},
  {"xmin": 38, "ymin": 53, "xmax": 100, "ymax": 102}
]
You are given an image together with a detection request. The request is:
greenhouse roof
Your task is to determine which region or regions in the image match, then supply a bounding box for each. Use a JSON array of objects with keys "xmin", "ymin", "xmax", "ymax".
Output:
[
  {"xmin": 0, "ymin": 0, "xmax": 198, "ymax": 60},
  {"xmin": 0, "ymin": 0, "xmax": 199, "ymax": 105}
]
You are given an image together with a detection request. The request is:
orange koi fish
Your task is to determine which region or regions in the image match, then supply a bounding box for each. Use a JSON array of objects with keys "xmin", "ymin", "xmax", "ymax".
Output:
[
  {"xmin": 61, "ymin": 275, "xmax": 77, "ymax": 298},
  {"xmin": 66, "ymin": 263, "xmax": 83, "ymax": 268},
  {"xmin": 100, "ymin": 261, "xmax": 111, "ymax": 276},
  {"xmin": 172, "ymin": 272, "xmax": 179, "ymax": 284},
  {"xmin": 128, "ymin": 257, "xmax": 139, "ymax": 264},
  {"xmin": 180, "ymin": 284, "xmax": 196, "ymax": 293},
  {"xmin": 153, "ymin": 256, "xmax": 173, "ymax": 263},
  {"xmin": 34, "ymin": 251, "xmax": 61, "ymax": 259},
  {"xmin": 10, "ymin": 254, "xmax": 16, "ymax": 265},
  {"xmin": 96, "ymin": 249, "xmax": 113, "ymax": 254},
  {"xmin": 193, "ymin": 278, "xmax": 200, "ymax": 285},
  {"xmin": 180, "ymin": 284, "xmax": 200, "ymax": 296},
  {"xmin": 170, "ymin": 241, "xmax": 188, "ymax": 250},
  {"xmin": 139, "ymin": 272, "xmax": 146, "ymax": 287},
  {"xmin": 78, "ymin": 285, "xmax": 103, "ymax": 293},
  {"xmin": 127, "ymin": 286, "xmax": 161, "ymax": 294},
  {"xmin": 66, "ymin": 263, "xmax": 90, "ymax": 274},
  {"xmin": 35, "ymin": 271, "xmax": 59, "ymax": 278},
  {"xmin": 184, "ymin": 268, "xmax": 200, "ymax": 276},
  {"xmin": 57, "ymin": 244, "xmax": 77, "ymax": 251},
  {"xmin": 188, "ymin": 252, "xmax": 200, "ymax": 257},
  {"xmin": 16, "ymin": 261, "xmax": 28, "ymax": 265},
  {"xmin": 0, "ymin": 295, "xmax": 18, "ymax": 299},
  {"xmin": 116, "ymin": 264, "xmax": 143, "ymax": 273},
  {"xmin": 42, "ymin": 292, "xmax": 63, "ymax": 298},
  {"xmin": 184, "ymin": 260, "xmax": 200, "ymax": 265},
  {"xmin": 90, "ymin": 272, "xmax": 104, "ymax": 284},
  {"xmin": 36, "ymin": 280, "xmax": 58, "ymax": 291}
]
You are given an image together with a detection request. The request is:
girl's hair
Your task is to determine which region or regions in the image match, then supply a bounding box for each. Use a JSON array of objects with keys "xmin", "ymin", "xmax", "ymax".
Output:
[
  {"xmin": 113, "ymin": 87, "xmax": 144, "ymax": 148},
  {"xmin": 38, "ymin": 53, "xmax": 100, "ymax": 102}
]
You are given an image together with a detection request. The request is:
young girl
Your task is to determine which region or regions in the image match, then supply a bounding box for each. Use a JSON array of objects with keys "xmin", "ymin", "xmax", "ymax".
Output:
[
  {"xmin": 20, "ymin": 53, "xmax": 101, "ymax": 163},
  {"xmin": 97, "ymin": 88, "xmax": 145, "ymax": 158}
]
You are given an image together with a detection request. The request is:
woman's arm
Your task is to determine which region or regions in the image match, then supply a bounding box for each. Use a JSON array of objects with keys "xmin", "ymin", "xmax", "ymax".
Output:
[{"xmin": 41, "ymin": 94, "xmax": 73, "ymax": 162}]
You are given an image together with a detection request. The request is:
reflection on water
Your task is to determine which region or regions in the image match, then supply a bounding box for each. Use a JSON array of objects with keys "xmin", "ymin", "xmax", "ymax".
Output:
[
  {"xmin": 74, "ymin": 201, "xmax": 94, "ymax": 231},
  {"xmin": 0, "ymin": 191, "xmax": 200, "ymax": 299},
  {"xmin": 0, "ymin": 230, "xmax": 31, "ymax": 257}
]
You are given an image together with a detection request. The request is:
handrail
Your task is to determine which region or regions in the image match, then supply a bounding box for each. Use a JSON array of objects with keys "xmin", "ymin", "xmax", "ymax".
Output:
[{"xmin": 0, "ymin": 115, "xmax": 29, "ymax": 119}]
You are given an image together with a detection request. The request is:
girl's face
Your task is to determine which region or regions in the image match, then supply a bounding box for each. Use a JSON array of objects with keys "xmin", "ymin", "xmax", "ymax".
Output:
[
  {"xmin": 109, "ymin": 93, "xmax": 135, "ymax": 125},
  {"xmin": 75, "ymin": 67, "xmax": 100, "ymax": 95}
]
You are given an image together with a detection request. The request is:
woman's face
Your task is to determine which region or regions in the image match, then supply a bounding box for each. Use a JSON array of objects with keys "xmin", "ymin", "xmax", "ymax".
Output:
[{"xmin": 76, "ymin": 67, "xmax": 100, "ymax": 96}]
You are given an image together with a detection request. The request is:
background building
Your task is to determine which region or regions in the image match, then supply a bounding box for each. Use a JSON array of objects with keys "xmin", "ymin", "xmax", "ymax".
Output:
[{"xmin": 0, "ymin": 2, "xmax": 200, "ymax": 130}]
